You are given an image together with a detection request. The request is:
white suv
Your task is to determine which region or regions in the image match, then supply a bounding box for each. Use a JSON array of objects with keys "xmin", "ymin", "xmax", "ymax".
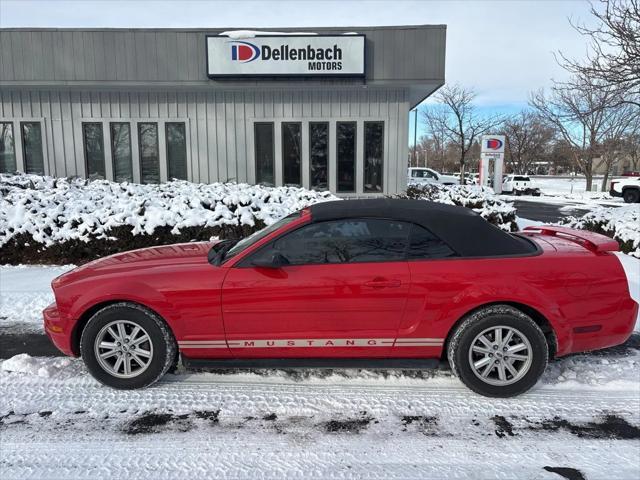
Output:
[
  {"xmin": 610, "ymin": 177, "xmax": 640, "ymax": 203},
  {"xmin": 408, "ymin": 168, "xmax": 458, "ymax": 186}
]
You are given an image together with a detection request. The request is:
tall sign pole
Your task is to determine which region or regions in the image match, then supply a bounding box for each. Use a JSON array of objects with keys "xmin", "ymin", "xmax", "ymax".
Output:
[
  {"xmin": 412, "ymin": 109, "xmax": 418, "ymax": 166},
  {"xmin": 480, "ymin": 135, "xmax": 506, "ymax": 193}
]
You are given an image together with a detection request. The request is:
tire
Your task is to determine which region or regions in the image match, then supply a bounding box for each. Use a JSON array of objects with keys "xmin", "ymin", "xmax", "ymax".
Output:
[
  {"xmin": 447, "ymin": 305, "xmax": 548, "ymax": 397},
  {"xmin": 80, "ymin": 302, "xmax": 177, "ymax": 389},
  {"xmin": 622, "ymin": 188, "xmax": 640, "ymax": 203}
]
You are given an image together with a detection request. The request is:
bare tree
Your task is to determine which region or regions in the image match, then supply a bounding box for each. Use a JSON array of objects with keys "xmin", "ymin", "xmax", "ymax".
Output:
[
  {"xmin": 596, "ymin": 104, "xmax": 640, "ymax": 189},
  {"xmin": 530, "ymin": 74, "xmax": 630, "ymax": 190},
  {"xmin": 422, "ymin": 107, "xmax": 450, "ymax": 172},
  {"xmin": 500, "ymin": 111, "xmax": 555, "ymax": 174},
  {"xmin": 423, "ymin": 84, "xmax": 502, "ymax": 183},
  {"xmin": 621, "ymin": 131, "xmax": 640, "ymax": 172},
  {"xmin": 560, "ymin": 0, "xmax": 640, "ymax": 107}
]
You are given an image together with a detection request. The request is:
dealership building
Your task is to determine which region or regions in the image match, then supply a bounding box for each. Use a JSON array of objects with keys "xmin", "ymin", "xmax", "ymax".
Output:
[{"xmin": 0, "ymin": 25, "xmax": 446, "ymax": 195}]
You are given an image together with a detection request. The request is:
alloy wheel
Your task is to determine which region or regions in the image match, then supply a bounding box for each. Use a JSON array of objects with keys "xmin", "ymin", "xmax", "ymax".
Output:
[
  {"xmin": 467, "ymin": 325, "xmax": 533, "ymax": 386},
  {"xmin": 94, "ymin": 320, "xmax": 154, "ymax": 378}
]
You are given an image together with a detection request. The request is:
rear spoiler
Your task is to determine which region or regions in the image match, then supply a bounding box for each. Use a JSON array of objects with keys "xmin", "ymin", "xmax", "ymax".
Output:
[{"xmin": 524, "ymin": 226, "xmax": 619, "ymax": 253}]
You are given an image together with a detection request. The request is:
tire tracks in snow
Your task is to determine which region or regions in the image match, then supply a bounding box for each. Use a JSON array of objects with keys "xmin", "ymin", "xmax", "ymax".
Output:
[{"xmin": 2, "ymin": 367, "xmax": 639, "ymax": 479}]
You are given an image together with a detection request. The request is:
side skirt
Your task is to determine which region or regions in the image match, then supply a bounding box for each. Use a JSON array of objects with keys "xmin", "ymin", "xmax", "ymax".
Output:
[{"xmin": 181, "ymin": 356, "xmax": 440, "ymax": 370}]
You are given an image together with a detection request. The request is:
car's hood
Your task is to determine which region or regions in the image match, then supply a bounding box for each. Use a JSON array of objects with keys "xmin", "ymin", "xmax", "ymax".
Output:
[{"xmin": 53, "ymin": 241, "xmax": 218, "ymax": 287}]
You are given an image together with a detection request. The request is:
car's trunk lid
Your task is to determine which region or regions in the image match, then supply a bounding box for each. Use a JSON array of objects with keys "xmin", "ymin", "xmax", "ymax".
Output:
[{"xmin": 523, "ymin": 226, "xmax": 619, "ymax": 254}]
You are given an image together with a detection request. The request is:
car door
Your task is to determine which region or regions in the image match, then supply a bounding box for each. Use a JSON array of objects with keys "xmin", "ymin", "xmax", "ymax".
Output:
[{"xmin": 221, "ymin": 218, "xmax": 412, "ymax": 358}]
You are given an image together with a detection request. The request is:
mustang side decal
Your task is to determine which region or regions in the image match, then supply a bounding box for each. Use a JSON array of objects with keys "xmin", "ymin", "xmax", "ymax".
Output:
[{"xmin": 177, "ymin": 338, "xmax": 445, "ymax": 349}]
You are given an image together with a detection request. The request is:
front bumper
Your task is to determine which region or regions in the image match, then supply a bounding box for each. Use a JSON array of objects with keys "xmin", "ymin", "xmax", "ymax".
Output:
[{"xmin": 43, "ymin": 302, "xmax": 76, "ymax": 356}]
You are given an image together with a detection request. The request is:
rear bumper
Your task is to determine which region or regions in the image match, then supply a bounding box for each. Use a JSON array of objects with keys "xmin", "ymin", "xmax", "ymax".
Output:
[
  {"xmin": 561, "ymin": 298, "xmax": 638, "ymax": 356},
  {"xmin": 609, "ymin": 188, "xmax": 622, "ymax": 197},
  {"xmin": 43, "ymin": 303, "xmax": 76, "ymax": 357}
]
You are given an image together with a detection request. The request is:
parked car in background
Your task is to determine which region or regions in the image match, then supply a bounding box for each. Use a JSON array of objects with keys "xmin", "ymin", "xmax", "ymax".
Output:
[
  {"xmin": 610, "ymin": 177, "xmax": 640, "ymax": 203},
  {"xmin": 502, "ymin": 175, "xmax": 541, "ymax": 196},
  {"xmin": 44, "ymin": 199, "xmax": 637, "ymax": 397},
  {"xmin": 408, "ymin": 167, "xmax": 458, "ymax": 186}
]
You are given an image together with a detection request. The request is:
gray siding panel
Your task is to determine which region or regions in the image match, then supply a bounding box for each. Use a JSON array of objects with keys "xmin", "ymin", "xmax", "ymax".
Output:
[
  {"xmin": 0, "ymin": 86, "xmax": 411, "ymax": 194},
  {"xmin": 0, "ymin": 26, "xmax": 445, "ymax": 88}
]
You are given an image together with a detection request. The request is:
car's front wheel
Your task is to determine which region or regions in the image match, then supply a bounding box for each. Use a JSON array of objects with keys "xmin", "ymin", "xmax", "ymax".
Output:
[
  {"xmin": 447, "ymin": 305, "xmax": 548, "ymax": 397},
  {"xmin": 80, "ymin": 303, "xmax": 177, "ymax": 389}
]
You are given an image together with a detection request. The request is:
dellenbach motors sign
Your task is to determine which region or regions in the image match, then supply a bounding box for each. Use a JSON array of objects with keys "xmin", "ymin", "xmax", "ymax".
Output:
[{"xmin": 206, "ymin": 35, "xmax": 366, "ymax": 77}]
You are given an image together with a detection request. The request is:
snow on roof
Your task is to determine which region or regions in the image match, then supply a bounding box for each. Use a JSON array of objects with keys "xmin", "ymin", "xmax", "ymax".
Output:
[{"xmin": 220, "ymin": 30, "xmax": 318, "ymax": 39}]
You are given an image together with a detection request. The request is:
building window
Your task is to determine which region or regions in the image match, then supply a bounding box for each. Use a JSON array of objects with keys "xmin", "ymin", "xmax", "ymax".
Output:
[
  {"xmin": 82, "ymin": 122, "xmax": 106, "ymax": 179},
  {"xmin": 254, "ymin": 122, "xmax": 274, "ymax": 186},
  {"xmin": 0, "ymin": 122, "xmax": 16, "ymax": 173},
  {"xmin": 364, "ymin": 121, "xmax": 384, "ymax": 192},
  {"xmin": 337, "ymin": 122, "xmax": 356, "ymax": 192},
  {"xmin": 21, "ymin": 122, "xmax": 44, "ymax": 174},
  {"xmin": 138, "ymin": 123, "xmax": 160, "ymax": 183},
  {"xmin": 166, "ymin": 122, "xmax": 187, "ymax": 180},
  {"xmin": 110, "ymin": 122, "xmax": 133, "ymax": 182},
  {"xmin": 282, "ymin": 122, "xmax": 302, "ymax": 186},
  {"xmin": 309, "ymin": 122, "xmax": 328, "ymax": 190}
]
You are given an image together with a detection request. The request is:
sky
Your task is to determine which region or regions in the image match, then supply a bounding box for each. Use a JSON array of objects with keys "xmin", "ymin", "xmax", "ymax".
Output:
[{"xmin": 0, "ymin": 0, "xmax": 597, "ymax": 139}]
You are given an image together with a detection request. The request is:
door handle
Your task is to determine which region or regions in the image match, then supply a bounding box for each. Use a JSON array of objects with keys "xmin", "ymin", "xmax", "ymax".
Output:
[{"xmin": 364, "ymin": 278, "xmax": 402, "ymax": 288}]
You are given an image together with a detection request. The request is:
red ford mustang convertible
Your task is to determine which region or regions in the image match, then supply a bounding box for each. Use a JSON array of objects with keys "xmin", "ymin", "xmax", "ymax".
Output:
[{"xmin": 43, "ymin": 199, "xmax": 637, "ymax": 397}]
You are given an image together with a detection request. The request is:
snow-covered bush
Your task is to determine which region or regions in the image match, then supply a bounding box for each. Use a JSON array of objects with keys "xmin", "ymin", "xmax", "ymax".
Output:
[
  {"xmin": 0, "ymin": 173, "xmax": 337, "ymax": 264},
  {"xmin": 560, "ymin": 205, "xmax": 640, "ymax": 258},
  {"xmin": 398, "ymin": 184, "xmax": 518, "ymax": 231}
]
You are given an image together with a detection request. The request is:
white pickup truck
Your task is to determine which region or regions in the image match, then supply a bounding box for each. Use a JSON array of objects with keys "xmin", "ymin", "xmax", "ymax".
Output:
[
  {"xmin": 501, "ymin": 175, "xmax": 540, "ymax": 195},
  {"xmin": 610, "ymin": 177, "xmax": 640, "ymax": 203},
  {"xmin": 408, "ymin": 167, "xmax": 458, "ymax": 186}
]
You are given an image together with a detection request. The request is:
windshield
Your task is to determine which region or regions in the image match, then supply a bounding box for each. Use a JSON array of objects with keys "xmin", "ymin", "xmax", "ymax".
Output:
[{"xmin": 222, "ymin": 211, "xmax": 301, "ymax": 263}]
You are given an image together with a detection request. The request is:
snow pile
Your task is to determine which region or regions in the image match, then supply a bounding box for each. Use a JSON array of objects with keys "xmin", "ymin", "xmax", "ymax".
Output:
[
  {"xmin": 400, "ymin": 184, "xmax": 518, "ymax": 231},
  {"xmin": 0, "ymin": 173, "xmax": 338, "ymax": 248},
  {"xmin": 614, "ymin": 252, "xmax": 640, "ymax": 331},
  {"xmin": 1, "ymin": 353, "xmax": 72, "ymax": 378},
  {"xmin": 0, "ymin": 265, "xmax": 75, "ymax": 333},
  {"xmin": 560, "ymin": 204, "xmax": 640, "ymax": 257}
]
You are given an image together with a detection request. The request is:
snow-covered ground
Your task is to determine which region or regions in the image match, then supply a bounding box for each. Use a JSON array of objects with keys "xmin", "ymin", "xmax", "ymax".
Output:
[
  {"xmin": 0, "ymin": 351, "xmax": 639, "ymax": 480},
  {"xmin": 532, "ymin": 176, "xmax": 625, "ymax": 200},
  {"xmin": 0, "ymin": 265, "xmax": 75, "ymax": 333},
  {"xmin": 1, "ymin": 264, "xmax": 639, "ymax": 479},
  {"xmin": 502, "ymin": 176, "xmax": 625, "ymax": 207}
]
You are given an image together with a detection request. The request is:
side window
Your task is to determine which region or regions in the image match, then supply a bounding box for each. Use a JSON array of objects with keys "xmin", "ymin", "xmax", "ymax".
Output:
[
  {"xmin": 21, "ymin": 122, "xmax": 45, "ymax": 174},
  {"xmin": 166, "ymin": 122, "xmax": 187, "ymax": 180},
  {"xmin": 245, "ymin": 218, "xmax": 411, "ymax": 266},
  {"xmin": 254, "ymin": 122, "xmax": 275, "ymax": 186},
  {"xmin": 408, "ymin": 224, "xmax": 457, "ymax": 260},
  {"xmin": 138, "ymin": 122, "xmax": 160, "ymax": 184},
  {"xmin": 0, "ymin": 122, "xmax": 16, "ymax": 173},
  {"xmin": 82, "ymin": 122, "xmax": 106, "ymax": 179}
]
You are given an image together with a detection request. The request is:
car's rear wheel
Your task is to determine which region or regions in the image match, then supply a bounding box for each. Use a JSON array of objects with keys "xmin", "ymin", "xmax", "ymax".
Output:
[
  {"xmin": 447, "ymin": 305, "xmax": 548, "ymax": 397},
  {"xmin": 80, "ymin": 302, "xmax": 177, "ymax": 389},
  {"xmin": 622, "ymin": 188, "xmax": 640, "ymax": 203}
]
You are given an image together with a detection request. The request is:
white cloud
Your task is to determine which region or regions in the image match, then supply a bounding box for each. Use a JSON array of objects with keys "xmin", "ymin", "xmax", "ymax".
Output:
[{"xmin": 0, "ymin": 0, "xmax": 595, "ymax": 108}]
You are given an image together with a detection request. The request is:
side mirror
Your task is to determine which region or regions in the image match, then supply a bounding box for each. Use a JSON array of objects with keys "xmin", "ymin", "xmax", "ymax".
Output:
[{"xmin": 251, "ymin": 252, "xmax": 290, "ymax": 269}]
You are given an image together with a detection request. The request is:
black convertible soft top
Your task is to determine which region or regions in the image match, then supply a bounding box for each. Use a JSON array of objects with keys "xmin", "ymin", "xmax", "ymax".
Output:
[{"xmin": 309, "ymin": 199, "xmax": 535, "ymax": 257}]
